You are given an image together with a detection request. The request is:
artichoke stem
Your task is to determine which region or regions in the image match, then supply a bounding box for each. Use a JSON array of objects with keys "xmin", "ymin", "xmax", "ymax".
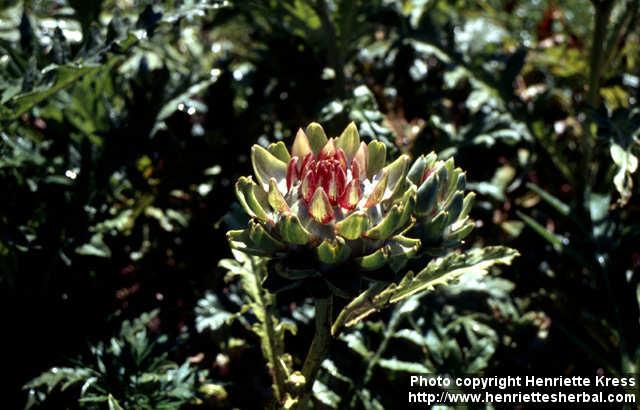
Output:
[{"xmin": 298, "ymin": 296, "xmax": 333, "ymax": 407}]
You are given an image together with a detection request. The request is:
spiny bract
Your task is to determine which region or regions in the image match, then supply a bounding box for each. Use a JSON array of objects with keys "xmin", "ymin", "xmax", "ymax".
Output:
[{"xmin": 227, "ymin": 122, "xmax": 474, "ymax": 295}]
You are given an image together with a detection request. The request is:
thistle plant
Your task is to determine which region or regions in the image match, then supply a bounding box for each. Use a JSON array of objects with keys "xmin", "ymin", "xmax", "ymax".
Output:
[
  {"xmin": 228, "ymin": 122, "xmax": 424, "ymax": 294},
  {"xmin": 226, "ymin": 122, "xmax": 518, "ymax": 408}
]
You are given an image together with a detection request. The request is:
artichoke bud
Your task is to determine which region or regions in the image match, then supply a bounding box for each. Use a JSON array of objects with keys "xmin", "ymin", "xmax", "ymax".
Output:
[
  {"xmin": 409, "ymin": 153, "xmax": 475, "ymax": 250},
  {"xmin": 227, "ymin": 125, "xmax": 474, "ymax": 296}
]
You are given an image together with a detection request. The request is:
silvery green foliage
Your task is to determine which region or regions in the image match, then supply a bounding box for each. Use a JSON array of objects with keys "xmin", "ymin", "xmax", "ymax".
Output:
[
  {"xmin": 24, "ymin": 311, "xmax": 211, "ymax": 409},
  {"xmin": 312, "ymin": 272, "xmax": 544, "ymax": 409},
  {"xmin": 217, "ymin": 251, "xmax": 301, "ymax": 404},
  {"xmin": 195, "ymin": 292, "xmax": 234, "ymax": 333}
]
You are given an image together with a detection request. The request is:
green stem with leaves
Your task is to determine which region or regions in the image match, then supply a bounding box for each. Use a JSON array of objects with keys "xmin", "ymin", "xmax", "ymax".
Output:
[
  {"xmin": 262, "ymin": 297, "xmax": 288, "ymax": 405},
  {"xmin": 246, "ymin": 258, "xmax": 288, "ymax": 406}
]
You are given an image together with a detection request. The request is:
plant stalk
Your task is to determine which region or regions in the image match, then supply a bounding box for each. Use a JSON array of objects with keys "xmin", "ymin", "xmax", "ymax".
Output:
[
  {"xmin": 263, "ymin": 298, "xmax": 288, "ymax": 404},
  {"xmin": 587, "ymin": 0, "xmax": 614, "ymax": 108},
  {"xmin": 295, "ymin": 296, "xmax": 333, "ymax": 408},
  {"xmin": 581, "ymin": 0, "xmax": 614, "ymax": 221},
  {"xmin": 314, "ymin": 0, "xmax": 346, "ymax": 97},
  {"xmin": 250, "ymin": 258, "xmax": 287, "ymax": 406}
]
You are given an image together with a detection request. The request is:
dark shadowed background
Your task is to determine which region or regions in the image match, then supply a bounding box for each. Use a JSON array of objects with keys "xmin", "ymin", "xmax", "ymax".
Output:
[{"xmin": 1, "ymin": 0, "xmax": 639, "ymax": 408}]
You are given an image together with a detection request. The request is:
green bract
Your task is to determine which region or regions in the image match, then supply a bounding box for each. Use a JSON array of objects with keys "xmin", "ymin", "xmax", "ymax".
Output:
[
  {"xmin": 227, "ymin": 122, "xmax": 474, "ymax": 296},
  {"xmin": 407, "ymin": 152, "xmax": 476, "ymax": 253}
]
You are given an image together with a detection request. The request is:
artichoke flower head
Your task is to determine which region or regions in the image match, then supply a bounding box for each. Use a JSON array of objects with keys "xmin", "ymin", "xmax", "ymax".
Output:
[
  {"xmin": 228, "ymin": 123, "xmax": 418, "ymax": 296},
  {"xmin": 228, "ymin": 122, "xmax": 473, "ymax": 297}
]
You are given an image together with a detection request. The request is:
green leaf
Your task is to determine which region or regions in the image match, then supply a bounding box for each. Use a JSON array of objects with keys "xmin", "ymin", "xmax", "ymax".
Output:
[
  {"xmin": 154, "ymin": 77, "xmax": 215, "ymax": 133},
  {"xmin": 610, "ymin": 142, "xmax": 638, "ymax": 206},
  {"xmin": 23, "ymin": 307, "xmax": 199, "ymax": 409},
  {"xmin": 393, "ymin": 328, "xmax": 426, "ymax": 346},
  {"xmin": 385, "ymin": 246, "xmax": 519, "ymax": 304},
  {"xmin": 195, "ymin": 293, "xmax": 234, "ymax": 333},
  {"xmin": 588, "ymin": 193, "xmax": 612, "ymax": 239},
  {"xmin": 313, "ymin": 380, "xmax": 341, "ymax": 408},
  {"xmin": 0, "ymin": 63, "xmax": 102, "ymax": 120},
  {"xmin": 526, "ymin": 182, "xmax": 570, "ymax": 216},
  {"xmin": 24, "ymin": 366, "xmax": 93, "ymax": 393},
  {"xmin": 75, "ymin": 233, "xmax": 111, "ymax": 258},
  {"xmin": 377, "ymin": 358, "xmax": 431, "ymax": 374},
  {"xmin": 219, "ymin": 253, "xmax": 295, "ymax": 403},
  {"xmin": 339, "ymin": 332, "xmax": 372, "ymax": 359},
  {"xmin": 516, "ymin": 211, "xmax": 564, "ymax": 252},
  {"xmin": 356, "ymin": 389, "xmax": 385, "ymax": 410},
  {"xmin": 337, "ymin": 247, "xmax": 519, "ymax": 327},
  {"xmin": 321, "ymin": 359, "xmax": 354, "ymax": 385},
  {"xmin": 469, "ymin": 164, "xmax": 515, "ymax": 202},
  {"xmin": 107, "ymin": 394, "xmax": 124, "ymax": 410}
]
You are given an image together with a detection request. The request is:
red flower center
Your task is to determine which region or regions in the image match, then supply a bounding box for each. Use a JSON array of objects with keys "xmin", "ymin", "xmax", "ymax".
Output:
[
  {"xmin": 302, "ymin": 157, "xmax": 346, "ymax": 205},
  {"xmin": 286, "ymin": 146, "xmax": 362, "ymax": 211}
]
